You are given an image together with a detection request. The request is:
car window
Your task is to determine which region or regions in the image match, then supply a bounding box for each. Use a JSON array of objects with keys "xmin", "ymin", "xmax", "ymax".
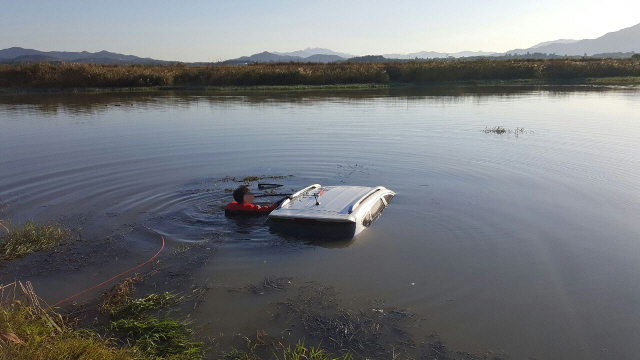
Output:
[
  {"xmin": 369, "ymin": 199, "xmax": 386, "ymax": 221},
  {"xmin": 362, "ymin": 212, "xmax": 373, "ymax": 226}
]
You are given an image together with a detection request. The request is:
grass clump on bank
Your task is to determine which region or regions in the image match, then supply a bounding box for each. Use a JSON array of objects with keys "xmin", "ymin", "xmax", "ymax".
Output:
[
  {"xmin": 2, "ymin": 278, "xmax": 204, "ymax": 360},
  {"xmin": 1, "ymin": 59, "xmax": 640, "ymax": 90},
  {"xmin": 0, "ymin": 220, "xmax": 71, "ymax": 261},
  {"xmin": 0, "ymin": 304, "xmax": 142, "ymax": 360},
  {"xmin": 0, "ymin": 281, "xmax": 143, "ymax": 360}
]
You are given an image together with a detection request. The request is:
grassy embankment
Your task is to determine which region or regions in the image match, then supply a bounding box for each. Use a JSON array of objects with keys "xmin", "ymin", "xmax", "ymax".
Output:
[
  {"xmin": 1, "ymin": 58, "xmax": 640, "ymax": 92},
  {"xmin": 0, "ymin": 298, "xmax": 140, "ymax": 360}
]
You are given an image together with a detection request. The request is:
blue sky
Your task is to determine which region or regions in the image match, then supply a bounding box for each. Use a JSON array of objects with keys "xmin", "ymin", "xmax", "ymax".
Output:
[{"xmin": 1, "ymin": 0, "xmax": 639, "ymax": 61}]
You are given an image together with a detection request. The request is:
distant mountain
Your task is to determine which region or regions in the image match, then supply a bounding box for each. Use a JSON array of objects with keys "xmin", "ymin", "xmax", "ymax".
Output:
[
  {"xmin": 383, "ymin": 50, "xmax": 496, "ymax": 59},
  {"xmin": 222, "ymin": 51, "xmax": 305, "ymax": 64},
  {"xmin": 529, "ymin": 39, "xmax": 578, "ymax": 49},
  {"xmin": 0, "ymin": 47, "xmax": 169, "ymax": 64},
  {"xmin": 273, "ymin": 47, "xmax": 353, "ymax": 59},
  {"xmin": 304, "ymin": 54, "xmax": 346, "ymax": 62},
  {"xmin": 7, "ymin": 54, "xmax": 62, "ymax": 63},
  {"xmin": 0, "ymin": 47, "xmax": 44, "ymax": 59},
  {"xmin": 223, "ymin": 51, "xmax": 347, "ymax": 64},
  {"xmin": 225, "ymin": 48, "xmax": 498, "ymax": 64},
  {"xmin": 506, "ymin": 23, "xmax": 640, "ymax": 56}
]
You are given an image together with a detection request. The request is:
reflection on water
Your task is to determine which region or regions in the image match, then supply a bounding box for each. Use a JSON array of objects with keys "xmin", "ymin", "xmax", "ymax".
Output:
[
  {"xmin": 1, "ymin": 86, "xmax": 640, "ymax": 360},
  {"xmin": 0, "ymin": 85, "xmax": 636, "ymax": 116}
]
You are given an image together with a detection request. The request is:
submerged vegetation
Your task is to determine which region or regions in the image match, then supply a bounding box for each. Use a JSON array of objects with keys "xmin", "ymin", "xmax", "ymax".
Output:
[
  {"xmin": 99, "ymin": 278, "xmax": 203, "ymax": 360},
  {"xmin": 225, "ymin": 340, "xmax": 352, "ymax": 360},
  {"xmin": 104, "ymin": 292, "xmax": 182, "ymax": 319},
  {"xmin": 0, "ymin": 220, "xmax": 71, "ymax": 261},
  {"xmin": 1, "ymin": 58, "xmax": 640, "ymax": 90},
  {"xmin": 110, "ymin": 317, "xmax": 202, "ymax": 360}
]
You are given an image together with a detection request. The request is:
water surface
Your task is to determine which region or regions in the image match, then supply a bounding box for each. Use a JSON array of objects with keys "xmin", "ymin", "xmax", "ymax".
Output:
[{"xmin": 1, "ymin": 86, "xmax": 639, "ymax": 359}]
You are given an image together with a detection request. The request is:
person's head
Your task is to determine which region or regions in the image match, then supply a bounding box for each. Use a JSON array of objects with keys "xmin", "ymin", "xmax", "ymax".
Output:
[{"xmin": 233, "ymin": 186, "xmax": 254, "ymax": 204}]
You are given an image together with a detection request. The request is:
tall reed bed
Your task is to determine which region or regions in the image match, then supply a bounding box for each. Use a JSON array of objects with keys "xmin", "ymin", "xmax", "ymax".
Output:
[
  {"xmin": 383, "ymin": 58, "xmax": 640, "ymax": 82},
  {"xmin": 1, "ymin": 59, "xmax": 639, "ymax": 88}
]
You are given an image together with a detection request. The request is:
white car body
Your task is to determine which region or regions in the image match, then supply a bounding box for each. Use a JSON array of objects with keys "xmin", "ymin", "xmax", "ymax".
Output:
[{"xmin": 268, "ymin": 184, "xmax": 395, "ymax": 238}]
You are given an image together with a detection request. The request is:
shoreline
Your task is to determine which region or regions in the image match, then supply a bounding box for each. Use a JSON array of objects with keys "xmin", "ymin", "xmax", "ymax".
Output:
[{"xmin": 1, "ymin": 77, "xmax": 640, "ymax": 95}]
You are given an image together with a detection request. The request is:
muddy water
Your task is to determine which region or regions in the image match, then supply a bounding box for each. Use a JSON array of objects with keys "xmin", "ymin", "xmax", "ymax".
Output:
[{"xmin": 1, "ymin": 86, "xmax": 639, "ymax": 359}]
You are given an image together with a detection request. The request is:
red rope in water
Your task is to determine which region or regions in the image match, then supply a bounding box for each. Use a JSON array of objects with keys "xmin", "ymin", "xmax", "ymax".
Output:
[{"xmin": 50, "ymin": 225, "xmax": 165, "ymax": 308}]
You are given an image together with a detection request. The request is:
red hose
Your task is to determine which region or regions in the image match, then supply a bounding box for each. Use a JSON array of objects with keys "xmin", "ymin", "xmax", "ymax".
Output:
[{"xmin": 50, "ymin": 225, "xmax": 165, "ymax": 308}]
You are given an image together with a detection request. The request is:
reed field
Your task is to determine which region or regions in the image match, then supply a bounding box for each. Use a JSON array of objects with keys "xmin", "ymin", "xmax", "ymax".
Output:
[{"xmin": 0, "ymin": 58, "xmax": 640, "ymax": 89}]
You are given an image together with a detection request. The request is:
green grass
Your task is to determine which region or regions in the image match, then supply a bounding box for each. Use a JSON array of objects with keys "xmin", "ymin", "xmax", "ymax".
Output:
[
  {"xmin": 99, "ymin": 279, "xmax": 203, "ymax": 359},
  {"xmin": 111, "ymin": 317, "xmax": 203, "ymax": 360},
  {"xmin": 104, "ymin": 292, "xmax": 183, "ymax": 319},
  {"xmin": 171, "ymin": 244, "xmax": 192, "ymax": 257},
  {"xmin": 277, "ymin": 342, "xmax": 352, "ymax": 360},
  {"xmin": 0, "ymin": 303, "xmax": 143, "ymax": 360},
  {"xmin": 2, "ymin": 59, "xmax": 640, "ymax": 91},
  {"xmin": 0, "ymin": 220, "xmax": 71, "ymax": 261},
  {"xmin": 224, "ymin": 340, "xmax": 351, "ymax": 360}
]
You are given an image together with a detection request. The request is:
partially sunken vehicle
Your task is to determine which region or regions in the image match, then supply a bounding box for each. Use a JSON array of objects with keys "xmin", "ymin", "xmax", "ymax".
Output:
[{"xmin": 268, "ymin": 184, "xmax": 395, "ymax": 238}]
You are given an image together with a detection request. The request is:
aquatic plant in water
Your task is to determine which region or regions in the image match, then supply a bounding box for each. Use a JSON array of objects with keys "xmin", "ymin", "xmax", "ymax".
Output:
[{"xmin": 0, "ymin": 220, "xmax": 71, "ymax": 261}]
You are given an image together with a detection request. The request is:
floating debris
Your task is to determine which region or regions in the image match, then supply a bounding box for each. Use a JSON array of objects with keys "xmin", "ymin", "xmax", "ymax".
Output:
[{"xmin": 481, "ymin": 126, "xmax": 533, "ymax": 136}]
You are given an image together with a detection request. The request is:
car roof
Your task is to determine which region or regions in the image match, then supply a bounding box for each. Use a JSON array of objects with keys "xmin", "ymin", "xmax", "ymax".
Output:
[
  {"xmin": 269, "ymin": 185, "xmax": 393, "ymax": 222},
  {"xmin": 288, "ymin": 186, "xmax": 375, "ymax": 213}
]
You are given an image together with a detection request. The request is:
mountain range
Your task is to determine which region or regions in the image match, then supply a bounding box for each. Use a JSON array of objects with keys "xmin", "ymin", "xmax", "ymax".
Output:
[
  {"xmin": 2, "ymin": 23, "xmax": 639, "ymax": 65},
  {"xmin": 505, "ymin": 23, "xmax": 640, "ymax": 56},
  {"xmin": 0, "ymin": 48, "xmax": 170, "ymax": 64},
  {"xmin": 273, "ymin": 48, "xmax": 355, "ymax": 59},
  {"xmin": 221, "ymin": 51, "xmax": 346, "ymax": 64}
]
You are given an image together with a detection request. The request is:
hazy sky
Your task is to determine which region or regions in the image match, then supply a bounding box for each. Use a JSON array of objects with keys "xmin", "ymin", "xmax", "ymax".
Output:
[{"xmin": 1, "ymin": 0, "xmax": 639, "ymax": 61}]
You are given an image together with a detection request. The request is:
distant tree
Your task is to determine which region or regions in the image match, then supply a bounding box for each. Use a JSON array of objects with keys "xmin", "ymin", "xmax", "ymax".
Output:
[{"xmin": 632, "ymin": 54, "xmax": 640, "ymax": 60}]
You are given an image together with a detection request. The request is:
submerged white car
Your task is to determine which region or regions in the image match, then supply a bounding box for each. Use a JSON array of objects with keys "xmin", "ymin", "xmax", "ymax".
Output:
[{"xmin": 268, "ymin": 184, "xmax": 395, "ymax": 238}]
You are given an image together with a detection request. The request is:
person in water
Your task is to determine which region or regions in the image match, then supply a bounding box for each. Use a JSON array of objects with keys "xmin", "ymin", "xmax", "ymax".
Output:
[{"xmin": 225, "ymin": 186, "xmax": 282, "ymax": 216}]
